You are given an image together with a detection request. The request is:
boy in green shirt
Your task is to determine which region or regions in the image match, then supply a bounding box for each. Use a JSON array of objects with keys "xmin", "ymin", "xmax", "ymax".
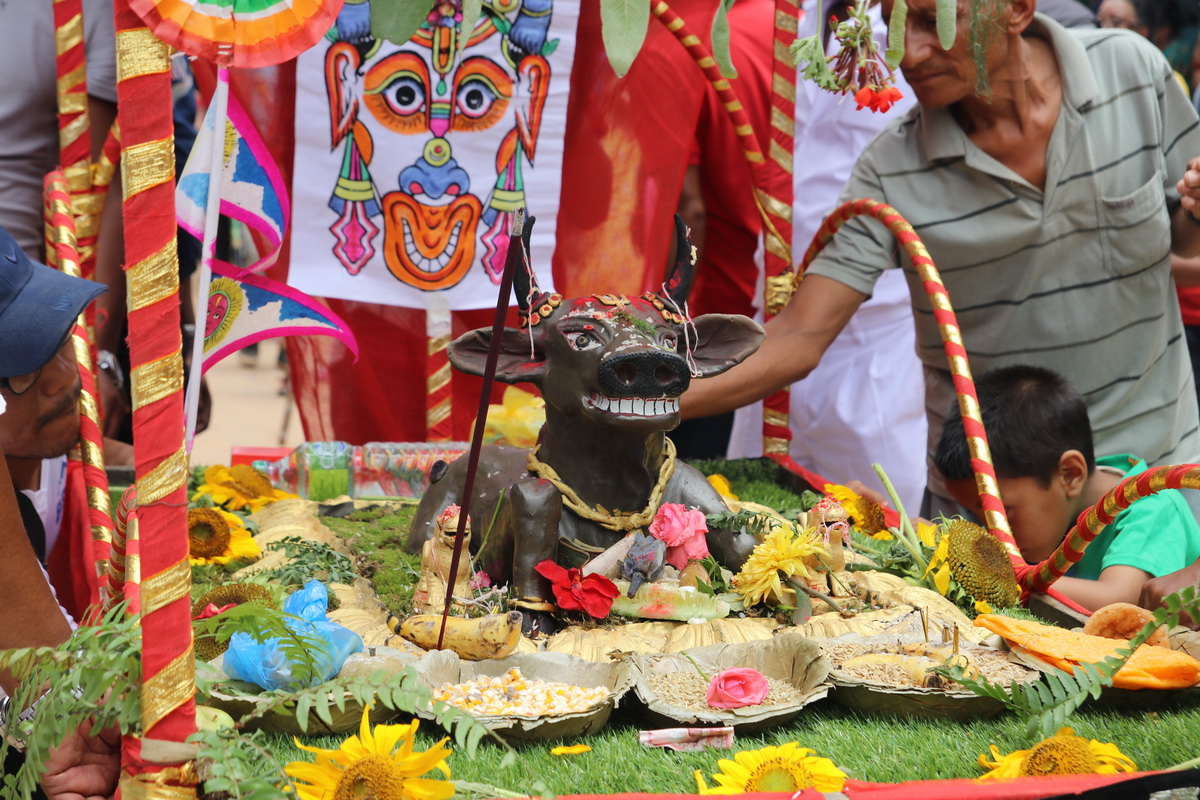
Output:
[{"xmin": 932, "ymin": 365, "xmax": 1200, "ymax": 612}]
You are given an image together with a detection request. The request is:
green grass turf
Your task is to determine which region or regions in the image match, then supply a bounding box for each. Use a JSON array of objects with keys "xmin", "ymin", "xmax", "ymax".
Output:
[
  {"xmin": 262, "ymin": 697, "xmax": 1200, "ymax": 794},
  {"xmin": 255, "ymin": 476, "xmax": 1200, "ymax": 794}
]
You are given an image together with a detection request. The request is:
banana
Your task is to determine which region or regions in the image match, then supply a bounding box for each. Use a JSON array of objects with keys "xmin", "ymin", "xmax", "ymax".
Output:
[{"xmin": 398, "ymin": 611, "xmax": 523, "ymax": 660}]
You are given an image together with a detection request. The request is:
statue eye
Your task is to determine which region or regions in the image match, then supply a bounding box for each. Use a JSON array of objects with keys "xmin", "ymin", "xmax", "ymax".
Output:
[{"xmin": 570, "ymin": 332, "xmax": 599, "ymax": 350}]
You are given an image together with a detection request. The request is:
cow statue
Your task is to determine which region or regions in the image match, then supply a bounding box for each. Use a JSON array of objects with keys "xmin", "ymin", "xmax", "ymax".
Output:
[{"xmin": 407, "ymin": 215, "xmax": 765, "ymax": 623}]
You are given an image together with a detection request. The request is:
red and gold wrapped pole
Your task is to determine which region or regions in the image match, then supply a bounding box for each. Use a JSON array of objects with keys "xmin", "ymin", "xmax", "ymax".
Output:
[
  {"xmin": 427, "ymin": 303, "xmax": 454, "ymax": 441},
  {"xmin": 800, "ymin": 199, "xmax": 1026, "ymax": 574},
  {"xmin": 52, "ymin": 0, "xmax": 108, "ymax": 277},
  {"xmin": 114, "ymin": 0, "xmax": 196, "ymax": 791},
  {"xmin": 760, "ymin": 0, "xmax": 799, "ymax": 456},
  {"xmin": 111, "ymin": 486, "xmax": 138, "ymax": 613},
  {"xmin": 1028, "ymin": 465, "xmax": 1200, "ymax": 592},
  {"xmin": 45, "ymin": 171, "xmax": 114, "ymax": 612},
  {"xmin": 651, "ymin": 0, "xmax": 798, "ymax": 455}
]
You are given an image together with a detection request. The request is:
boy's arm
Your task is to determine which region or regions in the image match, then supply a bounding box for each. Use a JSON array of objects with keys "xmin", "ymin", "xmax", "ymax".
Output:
[{"xmin": 1050, "ymin": 566, "xmax": 1153, "ymax": 613}]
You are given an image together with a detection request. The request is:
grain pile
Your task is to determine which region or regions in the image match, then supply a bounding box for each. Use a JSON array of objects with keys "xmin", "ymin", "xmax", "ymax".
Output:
[{"xmin": 822, "ymin": 641, "xmax": 1034, "ymax": 688}]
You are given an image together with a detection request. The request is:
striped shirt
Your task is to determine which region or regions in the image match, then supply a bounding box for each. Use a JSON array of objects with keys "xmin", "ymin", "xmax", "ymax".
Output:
[{"xmin": 807, "ymin": 15, "xmax": 1200, "ymax": 490}]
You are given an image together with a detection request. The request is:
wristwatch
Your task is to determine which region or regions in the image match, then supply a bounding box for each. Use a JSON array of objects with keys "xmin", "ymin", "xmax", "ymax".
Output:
[
  {"xmin": 0, "ymin": 691, "xmax": 46, "ymax": 733},
  {"xmin": 96, "ymin": 349, "xmax": 125, "ymax": 391}
]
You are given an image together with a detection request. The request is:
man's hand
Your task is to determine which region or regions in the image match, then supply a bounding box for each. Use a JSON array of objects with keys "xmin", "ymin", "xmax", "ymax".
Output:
[
  {"xmin": 39, "ymin": 719, "xmax": 121, "ymax": 800},
  {"xmin": 1138, "ymin": 558, "xmax": 1200, "ymax": 629}
]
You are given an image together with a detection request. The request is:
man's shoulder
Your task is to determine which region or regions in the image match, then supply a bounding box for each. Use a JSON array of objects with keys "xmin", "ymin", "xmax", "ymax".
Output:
[
  {"xmin": 854, "ymin": 106, "xmax": 927, "ymax": 172},
  {"xmin": 1067, "ymin": 25, "xmax": 1165, "ymax": 78}
]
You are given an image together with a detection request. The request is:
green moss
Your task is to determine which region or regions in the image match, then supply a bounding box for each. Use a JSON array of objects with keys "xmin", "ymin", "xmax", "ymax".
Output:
[{"xmin": 324, "ymin": 504, "xmax": 422, "ymax": 615}]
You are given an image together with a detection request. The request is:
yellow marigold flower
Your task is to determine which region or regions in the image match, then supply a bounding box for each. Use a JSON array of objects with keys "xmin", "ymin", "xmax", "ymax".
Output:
[
  {"xmin": 286, "ymin": 709, "xmax": 453, "ymax": 800},
  {"xmin": 550, "ymin": 744, "xmax": 592, "ymax": 756},
  {"xmin": 193, "ymin": 464, "xmax": 298, "ymax": 513},
  {"xmin": 977, "ymin": 727, "xmax": 1135, "ymax": 782},
  {"xmin": 707, "ymin": 474, "xmax": 739, "ymax": 501},
  {"xmin": 187, "ymin": 508, "xmax": 261, "ymax": 566},
  {"xmin": 733, "ymin": 524, "xmax": 824, "ymax": 607},
  {"xmin": 695, "ymin": 741, "xmax": 847, "ymax": 794}
]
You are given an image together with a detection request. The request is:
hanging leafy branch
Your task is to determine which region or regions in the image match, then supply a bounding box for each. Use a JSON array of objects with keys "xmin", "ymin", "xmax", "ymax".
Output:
[
  {"xmin": 0, "ymin": 604, "xmax": 142, "ymax": 799},
  {"xmin": 935, "ymin": 587, "xmax": 1200, "ymax": 740}
]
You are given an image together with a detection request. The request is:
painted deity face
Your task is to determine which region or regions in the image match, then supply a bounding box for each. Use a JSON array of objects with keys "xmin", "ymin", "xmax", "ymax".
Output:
[{"xmin": 325, "ymin": 2, "xmax": 551, "ymax": 290}]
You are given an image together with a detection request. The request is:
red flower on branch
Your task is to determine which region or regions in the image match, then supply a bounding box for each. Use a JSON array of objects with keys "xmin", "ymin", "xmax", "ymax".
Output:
[
  {"xmin": 534, "ymin": 560, "xmax": 620, "ymax": 618},
  {"xmin": 854, "ymin": 85, "xmax": 904, "ymax": 113}
]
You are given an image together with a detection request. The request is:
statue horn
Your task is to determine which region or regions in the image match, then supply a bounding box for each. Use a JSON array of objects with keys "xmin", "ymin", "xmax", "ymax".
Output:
[
  {"xmin": 511, "ymin": 213, "xmax": 541, "ymax": 314},
  {"xmin": 661, "ymin": 214, "xmax": 695, "ymax": 310}
]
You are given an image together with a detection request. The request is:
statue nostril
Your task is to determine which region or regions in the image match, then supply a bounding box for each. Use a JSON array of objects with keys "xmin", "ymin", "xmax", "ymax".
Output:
[
  {"xmin": 654, "ymin": 363, "xmax": 676, "ymax": 385},
  {"xmin": 614, "ymin": 363, "xmax": 638, "ymax": 385}
]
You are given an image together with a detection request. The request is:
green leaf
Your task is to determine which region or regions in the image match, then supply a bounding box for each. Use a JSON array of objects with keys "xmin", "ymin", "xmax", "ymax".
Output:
[
  {"xmin": 934, "ymin": 0, "xmax": 956, "ymax": 50},
  {"xmin": 600, "ymin": 0, "xmax": 651, "ymax": 78},
  {"xmin": 372, "ymin": 0, "xmax": 434, "ymax": 47},
  {"xmin": 711, "ymin": 0, "xmax": 738, "ymax": 79},
  {"xmin": 459, "ymin": 0, "xmax": 484, "ymax": 51},
  {"xmin": 885, "ymin": 0, "xmax": 907, "ymax": 70}
]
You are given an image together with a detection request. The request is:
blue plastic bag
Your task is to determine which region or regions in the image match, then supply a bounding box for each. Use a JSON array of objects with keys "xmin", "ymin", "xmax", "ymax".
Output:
[{"xmin": 223, "ymin": 580, "xmax": 363, "ymax": 691}]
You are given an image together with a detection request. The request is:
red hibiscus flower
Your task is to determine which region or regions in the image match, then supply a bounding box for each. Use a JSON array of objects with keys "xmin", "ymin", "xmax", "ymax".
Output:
[{"xmin": 534, "ymin": 560, "xmax": 620, "ymax": 618}]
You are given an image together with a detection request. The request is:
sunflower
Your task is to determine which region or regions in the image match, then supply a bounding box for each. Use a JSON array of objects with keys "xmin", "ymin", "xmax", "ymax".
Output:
[
  {"xmin": 824, "ymin": 483, "xmax": 889, "ymax": 539},
  {"xmin": 187, "ymin": 507, "xmax": 261, "ymax": 566},
  {"xmin": 192, "ymin": 464, "xmax": 298, "ymax": 512},
  {"xmin": 286, "ymin": 709, "xmax": 453, "ymax": 800},
  {"xmin": 945, "ymin": 519, "xmax": 1020, "ymax": 608},
  {"xmin": 694, "ymin": 741, "xmax": 846, "ymax": 794},
  {"xmin": 977, "ymin": 727, "xmax": 1136, "ymax": 782},
  {"xmin": 733, "ymin": 524, "xmax": 825, "ymax": 607}
]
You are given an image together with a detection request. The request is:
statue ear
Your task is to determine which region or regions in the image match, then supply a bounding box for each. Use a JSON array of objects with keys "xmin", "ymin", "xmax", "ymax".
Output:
[
  {"xmin": 326, "ymin": 42, "xmax": 360, "ymax": 148},
  {"xmin": 687, "ymin": 314, "xmax": 765, "ymax": 378},
  {"xmin": 449, "ymin": 327, "xmax": 548, "ymax": 385}
]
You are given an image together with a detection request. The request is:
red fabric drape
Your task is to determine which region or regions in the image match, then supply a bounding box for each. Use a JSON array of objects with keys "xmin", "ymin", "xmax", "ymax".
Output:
[{"xmin": 45, "ymin": 459, "xmax": 99, "ymax": 623}]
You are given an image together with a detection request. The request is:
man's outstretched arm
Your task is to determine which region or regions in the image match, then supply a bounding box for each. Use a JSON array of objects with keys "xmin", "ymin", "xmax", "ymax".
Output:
[{"xmin": 681, "ymin": 273, "xmax": 868, "ymax": 419}]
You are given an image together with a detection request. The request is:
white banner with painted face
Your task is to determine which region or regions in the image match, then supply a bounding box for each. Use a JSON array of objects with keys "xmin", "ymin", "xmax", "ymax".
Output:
[{"xmin": 289, "ymin": 0, "xmax": 572, "ymax": 309}]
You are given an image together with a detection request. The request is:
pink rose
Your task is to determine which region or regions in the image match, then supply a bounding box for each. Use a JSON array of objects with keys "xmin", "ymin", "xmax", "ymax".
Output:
[
  {"xmin": 706, "ymin": 668, "xmax": 770, "ymax": 709},
  {"xmin": 650, "ymin": 503, "xmax": 710, "ymax": 569}
]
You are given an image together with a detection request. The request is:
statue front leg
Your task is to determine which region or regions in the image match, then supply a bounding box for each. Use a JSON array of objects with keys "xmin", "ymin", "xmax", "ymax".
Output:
[{"xmin": 508, "ymin": 478, "xmax": 563, "ymax": 610}]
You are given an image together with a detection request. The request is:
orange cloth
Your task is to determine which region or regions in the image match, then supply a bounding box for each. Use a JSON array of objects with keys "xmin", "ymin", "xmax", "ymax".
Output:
[{"xmin": 975, "ymin": 614, "xmax": 1200, "ymax": 690}]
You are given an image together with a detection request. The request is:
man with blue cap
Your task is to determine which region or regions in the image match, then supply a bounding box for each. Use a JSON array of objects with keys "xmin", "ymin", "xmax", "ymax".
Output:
[
  {"xmin": 0, "ymin": 224, "xmax": 119, "ymax": 798},
  {"xmin": 0, "ymin": 224, "xmax": 112, "ymax": 607}
]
